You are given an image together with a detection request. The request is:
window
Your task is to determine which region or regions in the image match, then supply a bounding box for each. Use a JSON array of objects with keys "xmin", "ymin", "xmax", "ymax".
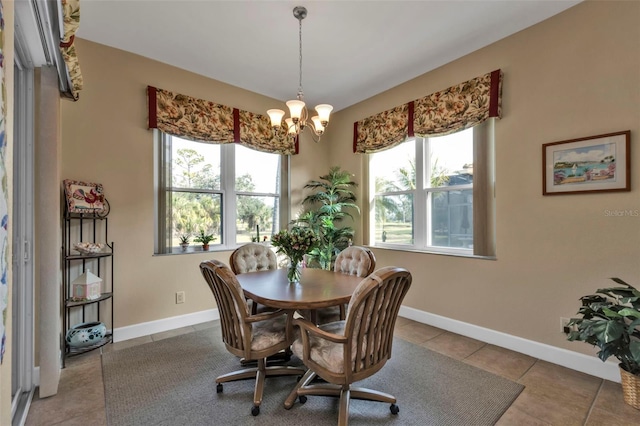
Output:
[
  {"xmin": 155, "ymin": 133, "xmax": 284, "ymax": 254},
  {"xmin": 370, "ymin": 125, "xmax": 494, "ymax": 256}
]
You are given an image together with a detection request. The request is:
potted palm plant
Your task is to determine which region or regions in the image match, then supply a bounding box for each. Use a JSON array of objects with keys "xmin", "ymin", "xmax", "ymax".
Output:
[
  {"xmin": 568, "ymin": 277, "xmax": 640, "ymax": 409},
  {"xmin": 293, "ymin": 166, "xmax": 359, "ymax": 270},
  {"xmin": 194, "ymin": 229, "xmax": 215, "ymax": 250}
]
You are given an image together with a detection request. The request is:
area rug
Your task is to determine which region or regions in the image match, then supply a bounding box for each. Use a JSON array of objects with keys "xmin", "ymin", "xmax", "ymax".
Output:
[{"xmin": 102, "ymin": 324, "xmax": 523, "ymax": 426}]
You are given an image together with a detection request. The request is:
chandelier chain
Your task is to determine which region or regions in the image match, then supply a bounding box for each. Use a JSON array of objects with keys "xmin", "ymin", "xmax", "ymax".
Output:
[{"xmin": 298, "ymin": 15, "xmax": 303, "ymax": 99}]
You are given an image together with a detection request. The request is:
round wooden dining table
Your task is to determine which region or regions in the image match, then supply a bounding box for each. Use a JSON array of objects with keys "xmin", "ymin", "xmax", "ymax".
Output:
[{"xmin": 235, "ymin": 267, "xmax": 364, "ymax": 311}]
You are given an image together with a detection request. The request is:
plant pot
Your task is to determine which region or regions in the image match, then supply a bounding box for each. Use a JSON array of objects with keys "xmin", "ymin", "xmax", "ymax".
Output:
[
  {"xmin": 619, "ymin": 364, "xmax": 640, "ymax": 410},
  {"xmin": 180, "ymin": 243, "xmax": 189, "ymax": 251},
  {"xmin": 202, "ymin": 244, "xmax": 209, "ymax": 250}
]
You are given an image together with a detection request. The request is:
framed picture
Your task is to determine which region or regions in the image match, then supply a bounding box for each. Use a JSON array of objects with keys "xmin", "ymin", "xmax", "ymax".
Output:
[
  {"xmin": 543, "ymin": 131, "xmax": 630, "ymax": 195},
  {"xmin": 63, "ymin": 179, "xmax": 106, "ymax": 213}
]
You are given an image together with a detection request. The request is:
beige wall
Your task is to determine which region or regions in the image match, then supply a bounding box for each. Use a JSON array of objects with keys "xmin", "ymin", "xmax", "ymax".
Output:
[
  {"xmin": 59, "ymin": 0, "xmax": 639, "ymax": 365},
  {"xmin": 328, "ymin": 0, "xmax": 640, "ymax": 357}
]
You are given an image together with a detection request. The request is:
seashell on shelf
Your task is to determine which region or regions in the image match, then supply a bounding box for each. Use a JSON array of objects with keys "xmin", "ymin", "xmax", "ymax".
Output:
[{"xmin": 73, "ymin": 242, "xmax": 105, "ymax": 254}]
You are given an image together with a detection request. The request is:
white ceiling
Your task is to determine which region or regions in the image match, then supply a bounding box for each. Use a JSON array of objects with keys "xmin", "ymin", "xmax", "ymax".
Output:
[{"xmin": 77, "ymin": 0, "xmax": 582, "ymax": 111}]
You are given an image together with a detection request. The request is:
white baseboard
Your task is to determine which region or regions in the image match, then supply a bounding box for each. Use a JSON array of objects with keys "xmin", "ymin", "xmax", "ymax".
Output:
[
  {"xmin": 399, "ymin": 306, "xmax": 621, "ymax": 383},
  {"xmin": 113, "ymin": 309, "xmax": 219, "ymax": 342},
  {"xmin": 112, "ymin": 305, "xmax": 620, "ymax": 383}
]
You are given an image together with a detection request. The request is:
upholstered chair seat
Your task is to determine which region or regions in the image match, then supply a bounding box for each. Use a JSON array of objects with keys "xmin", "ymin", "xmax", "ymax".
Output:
[
  {"xmin": 250, "ymin": 315, "xmax": 290, "ymax": 351},
  {"xmin": 291, "ymin": 321, "xmax": 348, "ymax": 373}
]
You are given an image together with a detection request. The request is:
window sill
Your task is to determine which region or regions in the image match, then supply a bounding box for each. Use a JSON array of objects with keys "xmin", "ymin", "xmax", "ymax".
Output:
[
  {"xmin": 153, "ymin": 246, "xmax": 230, "ymax": 256},
  {"xmin": 365, "ymin": 245, "xmax": 496, "ymax": 261}
]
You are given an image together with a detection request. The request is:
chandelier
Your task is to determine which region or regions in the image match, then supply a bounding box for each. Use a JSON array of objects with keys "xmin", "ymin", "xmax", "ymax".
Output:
[{"xmin": 267, "ymin": 6, "xmax": 333, "ymax": 143}]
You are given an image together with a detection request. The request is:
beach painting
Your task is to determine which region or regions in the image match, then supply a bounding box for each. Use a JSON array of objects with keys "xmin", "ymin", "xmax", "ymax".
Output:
[{"xmin": 543, "ymin": 131, "xmax": 630, "ymax": 195}]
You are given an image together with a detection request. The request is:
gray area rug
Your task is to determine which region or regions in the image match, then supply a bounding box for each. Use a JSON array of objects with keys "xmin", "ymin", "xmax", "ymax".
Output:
[{"xmin": 102, "ymin": 324, "xmax": 523, "ymax": 425}]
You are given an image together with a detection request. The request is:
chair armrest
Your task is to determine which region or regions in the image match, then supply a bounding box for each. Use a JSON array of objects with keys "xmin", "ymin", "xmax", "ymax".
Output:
[
  {"xmin": 293, "ymin": 317, "xmax": 348, "ymax": 344},
  {"xmin": 245, "ymin": 309, "xmax": 287, "ymax": 324}
]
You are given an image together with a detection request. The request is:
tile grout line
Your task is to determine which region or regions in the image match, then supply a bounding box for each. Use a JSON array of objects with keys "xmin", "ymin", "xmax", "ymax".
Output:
[
  {"xmin": 514, "ymin": 357, "xmax": 538, "ymax": 383},
  {"xmin": 582, "ymin": 379, "xmax": 604, "ymax": 425}
]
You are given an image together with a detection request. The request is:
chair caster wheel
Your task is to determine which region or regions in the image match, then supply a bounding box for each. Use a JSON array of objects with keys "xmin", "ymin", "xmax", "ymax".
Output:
[
  {"xmin": 299, "ymin": 395, "xmax": 307, "ymax": 404},
  {"xmin": 216, "ymin": 383, "xmax": 223, "ymax": 393},
  {"xmin": 390, "ymin": 403, "xmax": 399, "ymax": 415},
  {"xmin": 251, "ymin": 405, "xmax": 260, "ymax": 416}
]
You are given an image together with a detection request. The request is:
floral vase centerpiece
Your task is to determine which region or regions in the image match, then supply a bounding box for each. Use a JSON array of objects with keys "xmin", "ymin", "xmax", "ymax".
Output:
[{"xmin": 271, "ymin": 227, "xmax": 319, "ymax": 283}]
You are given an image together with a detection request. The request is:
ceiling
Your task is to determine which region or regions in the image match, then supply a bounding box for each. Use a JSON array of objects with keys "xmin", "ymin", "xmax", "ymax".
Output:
[{"xmin": 77, "ymin": 0, "xmax": 582, "ymax": 112}]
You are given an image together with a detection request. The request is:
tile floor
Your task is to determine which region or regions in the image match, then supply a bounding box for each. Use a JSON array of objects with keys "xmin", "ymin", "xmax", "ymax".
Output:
[{"xmin": 25, "ymin": 318, "xmax": 640, "ymax": 425}]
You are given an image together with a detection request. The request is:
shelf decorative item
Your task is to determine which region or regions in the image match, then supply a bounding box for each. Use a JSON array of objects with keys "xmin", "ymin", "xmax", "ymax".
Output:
[
  {"xmin": 71, "ymin": 269, "xmax": 102, "ymax": 301},
  {"xmin": 66, "ymin": 321, "xmax": 107, "ymax": 348},
  {"xmin": 63, "ymin": 179, "xmax": 107, "ymax": 214},
  {"xmin": 73, "ymin": 242, "xmax": 105, "ymax": 254}
]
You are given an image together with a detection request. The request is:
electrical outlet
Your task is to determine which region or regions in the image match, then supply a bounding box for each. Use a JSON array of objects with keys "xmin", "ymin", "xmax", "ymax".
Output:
[
  {"xmin": 560, "ymin": 317, "xmax": 571, "ymax": 334},
  {"xmin": 176, "ymin": 291, "xmax": 186, "ymax": 304}
]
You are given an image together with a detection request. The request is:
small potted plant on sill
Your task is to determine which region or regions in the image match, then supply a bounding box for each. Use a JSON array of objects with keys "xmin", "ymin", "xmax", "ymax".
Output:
[
  {"xmin": 567, "ymin": 277, "xmax": 640, "ymax": 409},
  {"xmin": 179, "ymin": 234, "xmax": 190, "ymax": 251},
  {"xmin": 194, "ymin": 230, "xmax": 215, "ymax": 250}
]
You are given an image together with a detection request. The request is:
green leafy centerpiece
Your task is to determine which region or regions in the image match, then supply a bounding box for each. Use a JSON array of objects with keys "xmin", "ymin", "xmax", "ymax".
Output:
[{"xmin": 271, "ymin": 227, "xmax": 319, "ymax": 283}]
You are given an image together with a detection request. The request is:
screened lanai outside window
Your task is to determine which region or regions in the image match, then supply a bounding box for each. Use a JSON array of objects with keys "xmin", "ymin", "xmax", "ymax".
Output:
[
  {"xmin": 156, "ymin": 133, "xmax": 282, "ymax": 254},
  {"xmin": 371, "ymin": 128, "xmax": 475, "ymax": 253}
]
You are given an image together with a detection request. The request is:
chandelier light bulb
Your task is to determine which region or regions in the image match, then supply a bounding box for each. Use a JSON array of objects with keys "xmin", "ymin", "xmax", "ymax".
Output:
[
  {"xmin": 311, "ymin": 116, "xmax": 324, "ymax": 134},
  {"xmin": 286, "ymin": 100, "xmax": 305, "ymax": 121},
  {"xmin": 267, "ymin": 109, "xmax": 285, "ymax": 128},
  {"xmin": 285, "ymin": 118, "xmax": 296, "ymax": 134},
  {"xmin": 314, "ymin": 104, "xmax": 333, "ymax": 125}
]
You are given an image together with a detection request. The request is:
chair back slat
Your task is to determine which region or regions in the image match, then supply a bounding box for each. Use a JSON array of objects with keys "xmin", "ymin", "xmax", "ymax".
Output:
[
  {"xmin": 200, "ymin": 260, "xmax": 251, "ymax": 354},
  {"xmin": 344, "ymin": 267, "xmax": 412, "ymax": 380}
]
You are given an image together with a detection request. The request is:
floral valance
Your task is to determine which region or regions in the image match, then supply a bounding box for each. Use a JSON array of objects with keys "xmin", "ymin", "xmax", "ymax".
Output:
[
  {"xmin": 353, "ymin": 104, "xmax": 410, "ymax": 154},
  {"xmin": 60, "ymin": 0, "xmax": 82, "ymax": 100},
  {"xmin": 238, "ymin": 110, "xmax": 297, "ymax": 155},
  {"xmin": 354, "ymin": 69, "xmax": 502, "ymax": 153},
  {"xmin": 147, "ymin": 86, "xmax": 297, "ymax": 155}
]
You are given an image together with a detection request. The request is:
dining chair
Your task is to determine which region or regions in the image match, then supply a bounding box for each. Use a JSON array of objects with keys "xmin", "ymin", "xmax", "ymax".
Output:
[
  {"xmin": 284, "ymin": 266, "xmax": 412, "ymax": 426},
  {"xmin": 316, "ymin": 246, "xmax": 376, "ymax": 324},
  {"xmin": 229, "ymin": 242, "xmax": 278, "ymax": 314},
  {"xmin": 199, "ymin": 259, "xmax": 306, "ymax": 416}
]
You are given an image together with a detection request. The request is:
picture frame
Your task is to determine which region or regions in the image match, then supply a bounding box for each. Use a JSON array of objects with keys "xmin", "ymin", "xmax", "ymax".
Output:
[
  {"xmin": 63, "ymin": 179, "xmax": 106, "ymax": 213},
  {"xmin": 542, "ymin": 131, "xmax": 630, "ymax": 195}
]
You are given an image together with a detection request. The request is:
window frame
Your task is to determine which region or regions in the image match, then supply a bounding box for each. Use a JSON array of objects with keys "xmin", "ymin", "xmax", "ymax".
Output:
[
  {"xmin": 368, "ymin": 124, "xmax": 492, "ymax": 257},
  {"xmin": 154, "ymin": 131, "xmax": 287, "ymax": 254}
]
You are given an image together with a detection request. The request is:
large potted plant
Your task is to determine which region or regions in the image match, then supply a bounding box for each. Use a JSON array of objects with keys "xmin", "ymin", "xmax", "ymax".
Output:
[
  {"xmin": 568, "ymin": 277, "xmax": 640, "ymax": 409},
  {"xmin": 293, "ymin": 166, "xmax": 359, "ymax": 270}
]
